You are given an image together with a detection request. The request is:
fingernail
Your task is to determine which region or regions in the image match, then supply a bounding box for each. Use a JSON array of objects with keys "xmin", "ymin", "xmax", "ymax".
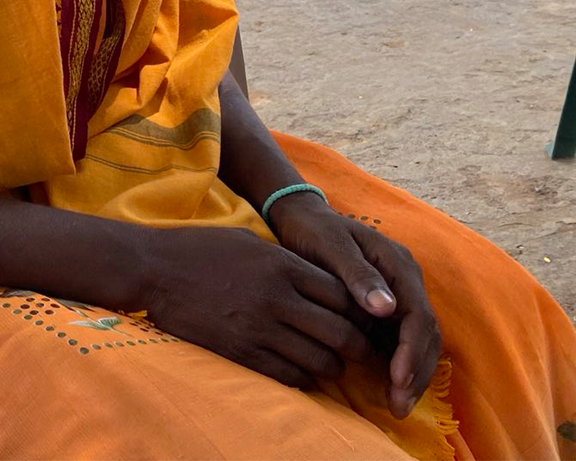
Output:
[
  {"xmin": 406, "ymin": 397, "xmax": 417, "ymax": 415},
  {"xmin": 401, "ymin": 373, "xmax": 415, "ymax": 390},
  {"xmin": 366, "ymin": 289, "xmax": 396, "ymax": 316}
]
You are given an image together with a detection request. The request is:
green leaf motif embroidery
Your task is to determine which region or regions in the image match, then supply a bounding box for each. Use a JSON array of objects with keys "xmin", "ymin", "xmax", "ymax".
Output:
[
  {"xmin": 70, "ymin": 316, "xmax": 131, "ymax": 336},
  {"xmin": 55, "ymin": 298, "xmax": 97, "ymax": 313},
  {"xmin": 99, "ymin": 317, "xmax": 121, "ymax": 328},
  {"xmin": 0, "ymin": 289, "xmax": 37, "ymax": 299},
  {"xmin": 70, "ymin": 320, "xmax": 111, "ymax": 331}
]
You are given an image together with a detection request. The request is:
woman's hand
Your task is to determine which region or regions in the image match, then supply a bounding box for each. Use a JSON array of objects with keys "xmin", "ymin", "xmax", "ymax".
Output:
[
  {"xmin": 269, "ymin": 193, "xmax": 442, "ymax": 419},
  {"xmin": 142, "ymin": 226, "xmax": 374, "ymax": 388},
  {"xmin": 218, "ymin": 70, "xmax": 439, "ymax": 417},
  {"xmin": 0, "ymin": 195, "xmax": 375, "ymax": 389}
]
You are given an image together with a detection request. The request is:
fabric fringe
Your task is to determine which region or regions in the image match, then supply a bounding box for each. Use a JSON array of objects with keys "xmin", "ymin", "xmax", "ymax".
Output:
[
  {"xmin": 431, "ymin": 355, "xmax": 459, "ymax": 460},
  {"xmin": 119, "ymin": 309, "xmax": 153, "ymax": 325}
]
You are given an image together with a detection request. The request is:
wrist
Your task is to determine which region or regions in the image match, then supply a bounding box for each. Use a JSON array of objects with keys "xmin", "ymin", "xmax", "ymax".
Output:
[
  {"xmin": 95, "ymin": 224, "xmax": 159, "ymax": 314},
  {"xmin": 268, "ymin": 191, "xmax": 331, "ymax": 233}
]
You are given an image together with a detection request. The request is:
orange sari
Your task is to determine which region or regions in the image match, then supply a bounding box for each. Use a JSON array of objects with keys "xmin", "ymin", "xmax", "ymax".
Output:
[{"xmin": 0, "ymin": 1, "xmax": 575, "ymax": 459}]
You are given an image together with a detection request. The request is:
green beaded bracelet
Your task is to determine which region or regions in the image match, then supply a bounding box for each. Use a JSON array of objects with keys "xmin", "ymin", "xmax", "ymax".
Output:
[{"xmin": 261, "ymin": 184, "xmax": 328, "ymax": 224}]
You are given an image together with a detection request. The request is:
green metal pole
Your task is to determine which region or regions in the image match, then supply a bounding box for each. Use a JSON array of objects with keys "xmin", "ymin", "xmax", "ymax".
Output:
[{"xmin": 547, "ymin": 54, "xmax": 576, "ymax": 159}]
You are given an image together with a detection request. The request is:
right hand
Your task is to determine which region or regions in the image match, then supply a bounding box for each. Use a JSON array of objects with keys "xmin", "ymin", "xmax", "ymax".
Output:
[{"xmin": 139, "ymin": 227, "xmax": 375, "ymax": 388}]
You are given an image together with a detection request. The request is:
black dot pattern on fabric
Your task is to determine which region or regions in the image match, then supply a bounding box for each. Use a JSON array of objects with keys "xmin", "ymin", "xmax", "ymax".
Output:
[
  {"xmin": 2, "ymin": 292, "xmax": 183, "ymax": 356},
  {"xmin": 339, "ymin": 212, "xmax": 383, "ymax": 228}
]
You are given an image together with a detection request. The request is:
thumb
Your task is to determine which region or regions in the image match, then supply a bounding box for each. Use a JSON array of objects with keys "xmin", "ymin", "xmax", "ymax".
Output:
[
  {"xmin": 315, "ymin": 237, "xmax": 397, "ymax": 317},
  {"xmin": 344, "ymin": 256, "xmax": 397, "ymax": 317}
]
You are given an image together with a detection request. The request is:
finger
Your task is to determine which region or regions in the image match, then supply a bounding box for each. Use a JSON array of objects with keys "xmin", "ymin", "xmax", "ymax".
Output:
[
  {"xmin": 388, "ymin": 339, "xmax": 440, "ymax": 419},
  {"xmin": 294, "ymin": 263, "xmax": 374, "ymax": 333},
  {"xmin": 389, "ymin": 309, "xmax": 441, "ymax": 404},
  {"xmin": 247, "ymin": 348, "xmax": 315, "ymax": 389},
  {"xmin": 368, "ymin": 241, "xmax": 442, "ymax": 395},
  {"xmin": 388, "ymin": 386, "xmax": 417, "ymax": 420},
  {"xmin": 319, "ymin": 233, "xmax": 397, "ymax": 318},
  {"xmin": 281, "ymin": 296, "xmax": 373, "ymax": 363},
  {"xmin": 266, "ymin": 325, "xmax": 344, "ymax": 379}
]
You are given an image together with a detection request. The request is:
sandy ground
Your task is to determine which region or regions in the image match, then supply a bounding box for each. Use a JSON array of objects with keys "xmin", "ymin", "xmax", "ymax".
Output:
[{"xmin": 239, "ymin": 0, "xmax": 576, "ymax": 324}]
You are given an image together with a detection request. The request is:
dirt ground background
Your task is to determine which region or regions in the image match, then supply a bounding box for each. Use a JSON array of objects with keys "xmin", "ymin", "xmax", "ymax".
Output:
[{"xmin": 239, "ymin": 0, "xmax": 576, "ymax": 323}]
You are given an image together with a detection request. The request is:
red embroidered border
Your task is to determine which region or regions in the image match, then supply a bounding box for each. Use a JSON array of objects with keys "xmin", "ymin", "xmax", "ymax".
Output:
[
  {"xmin": 88, "ymin": 0, "xmax": 125, "ymax": 117},
  {"xmin": 58, "ymin": 0, "xmax": 124, "ymax": 161}
]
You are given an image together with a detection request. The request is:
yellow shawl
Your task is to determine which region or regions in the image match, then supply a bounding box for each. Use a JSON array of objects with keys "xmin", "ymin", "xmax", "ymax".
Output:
[{"xmin": 0, "ymin": 0, "xmax": 274, "ymax": 241}]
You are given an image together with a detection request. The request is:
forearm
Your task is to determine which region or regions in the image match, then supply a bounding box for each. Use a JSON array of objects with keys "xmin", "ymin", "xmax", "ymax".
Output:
[
  {"xmin": 0, "ymin": 194, "xmax": 151, "ymax": 310},
  {"xmin": 218, "ymin": 71, "xmax": 306, "ymax": 211}
]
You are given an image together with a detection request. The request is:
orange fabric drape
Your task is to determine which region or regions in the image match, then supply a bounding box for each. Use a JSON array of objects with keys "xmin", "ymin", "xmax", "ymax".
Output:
[{"xmin": 275, "ymin": 131, "xmax": 576, "ymax": 461}]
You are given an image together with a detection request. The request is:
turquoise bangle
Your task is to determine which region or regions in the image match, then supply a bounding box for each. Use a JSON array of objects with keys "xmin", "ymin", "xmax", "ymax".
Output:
[{"xmin": 261, "ymin": 184, "xmax": 328, "ymax": 224}]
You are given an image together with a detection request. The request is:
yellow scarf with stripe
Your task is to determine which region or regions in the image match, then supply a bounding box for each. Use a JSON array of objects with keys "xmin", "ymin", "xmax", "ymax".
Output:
[{"xmin": 0, "ymin": 0, "xmax": 274, "ymax": 241}]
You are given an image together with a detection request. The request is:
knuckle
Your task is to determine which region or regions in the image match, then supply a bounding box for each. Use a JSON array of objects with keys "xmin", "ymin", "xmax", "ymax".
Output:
[
  {"xmin": 344, "ymin": 261, "xmax": 380, "ymax": 286},
  {"xmin": 322, "ymin": 227, "xmax": 353, "ymax": 248},
  {"xmin": 332, "ymin": 323, "xmax": 358, "ymax": 351},
  {"xmin": 431, "ymin": 322, "xmax": 443, "ymax": 346},
  {"xmin": 394, "ymin": 243, "xmax": 415, "ymax": 262},
  {"xmin": 260, "ymin": 286, "xmax": 285, "ymax": 312},
  {"xmin": 276, "ymin": 248, "xmax": 305, "ymax": 276},
  {"xmin": 422, "ymin": 311, "xmax": 441, "ymax": 337},
  {"xmin": 283, "ymin": 371, "xmax": 313, "ymax": 389},
  {"xmin": 269, "ymin": 250, "xmax": 291, "ymax": 274},
  {"xmin": 226, "ymin": 339, "xmax": 255, "ymax": 364},
  {"xmin": 310, "ymin": 350, "xmax": 344, "ymax": 378}
]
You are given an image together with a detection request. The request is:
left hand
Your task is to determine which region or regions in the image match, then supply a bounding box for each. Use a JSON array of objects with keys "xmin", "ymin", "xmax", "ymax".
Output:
[{"xmin": 269, "ymin": 192, "xmax": 442, "ymax": 419}]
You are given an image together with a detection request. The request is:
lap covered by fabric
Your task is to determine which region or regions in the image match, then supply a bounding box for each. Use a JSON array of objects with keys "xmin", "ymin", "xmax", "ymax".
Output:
[{"xmin": 1, "ymin": 133, "xmax": 575, "ymax": 460}]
